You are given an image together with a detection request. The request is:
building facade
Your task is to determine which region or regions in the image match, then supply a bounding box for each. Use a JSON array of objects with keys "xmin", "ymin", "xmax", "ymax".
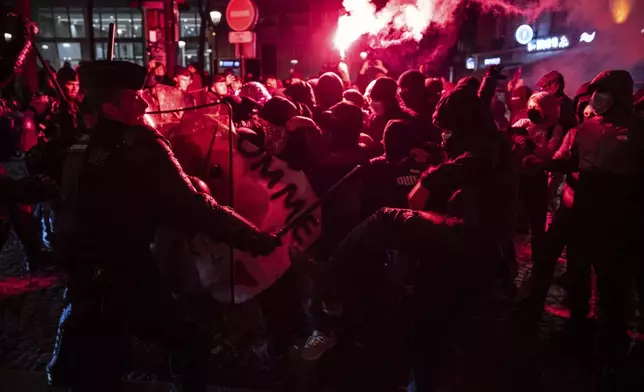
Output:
[{"xmin": 26, "ymin": 0, "xmax": 236, "ymax": 73}]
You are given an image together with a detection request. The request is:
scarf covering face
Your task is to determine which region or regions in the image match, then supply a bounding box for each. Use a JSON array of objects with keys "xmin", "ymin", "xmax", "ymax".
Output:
[{"xmin": 259, "ymin": 117, "xmax": 288, "ymax": 156}]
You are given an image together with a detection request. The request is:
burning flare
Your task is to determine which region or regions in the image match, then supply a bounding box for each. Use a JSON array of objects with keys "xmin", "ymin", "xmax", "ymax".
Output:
[
  {"xmin": 333, "ymin": 0, "xmax": 439, "ymax": 57},
  {"xmin": 333, "ymin": 0, "xmax": 558, "ymax": 57}
]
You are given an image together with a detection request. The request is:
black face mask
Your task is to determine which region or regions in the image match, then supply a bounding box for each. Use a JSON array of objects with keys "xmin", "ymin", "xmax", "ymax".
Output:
[{"xmin": 527, "ymin": 108, "xmax": 545, "ymax": 124}]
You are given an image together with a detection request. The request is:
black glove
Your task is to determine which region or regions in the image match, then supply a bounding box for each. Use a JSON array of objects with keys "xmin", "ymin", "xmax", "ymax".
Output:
[{"xmin": 248, "ymin": 232, "xmax": 281, "ymax": 257}]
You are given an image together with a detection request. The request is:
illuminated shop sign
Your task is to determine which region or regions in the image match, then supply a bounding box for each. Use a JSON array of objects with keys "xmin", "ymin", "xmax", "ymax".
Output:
[
  {"xmin": 579, "ymin": 31, "xmax": 596, "ymax": 43},
  {"xmin": 465, "ymin": 57, "xmax": 476, "ymax": 70},
  {"xmin": 483, "ymin": 57, "xmax": 501, "ymax": 66},
  {"xmin": 526, "ymin": 35, "xmax": 570, "ymax": 52},
  {"xmin": 515, "ymin": 24, "xmax": 534, "ymax": 45}
]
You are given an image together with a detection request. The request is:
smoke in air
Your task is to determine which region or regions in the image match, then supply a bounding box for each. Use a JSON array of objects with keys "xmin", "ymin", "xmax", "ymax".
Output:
[{"xmin": 333, "ymin": 0, "xmax": 560, "ymax": 57}]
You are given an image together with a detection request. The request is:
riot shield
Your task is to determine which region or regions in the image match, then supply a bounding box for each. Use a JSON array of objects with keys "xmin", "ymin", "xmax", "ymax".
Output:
[{"xmin": 160, "ymin": 107, "xmax": 322, "ymax": 303}]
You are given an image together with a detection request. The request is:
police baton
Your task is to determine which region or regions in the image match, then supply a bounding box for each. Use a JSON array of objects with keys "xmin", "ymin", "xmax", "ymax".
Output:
[{"xmin": 276, "ymin": 164, "xmax": 363, "ymax": 239}]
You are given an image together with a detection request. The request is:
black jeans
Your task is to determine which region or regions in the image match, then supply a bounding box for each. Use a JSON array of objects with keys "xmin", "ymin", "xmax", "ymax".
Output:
[
  {"xmin": 320, "ymin": 208, "xmax": 503, "ymax": 392},
  {"xmin": 518, "ymin": 174, "xmax": 548, "ymax": 267},
  {"xmin": 47, "ymin": 261, "xmax": 207, "ymax": 392},
  {"xmin": 526, "ymin": 204, "xmax": 591, "ymax": 320}
]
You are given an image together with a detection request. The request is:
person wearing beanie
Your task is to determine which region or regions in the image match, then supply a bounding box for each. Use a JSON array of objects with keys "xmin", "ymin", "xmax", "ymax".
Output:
[
  {"xmin": 258, "ymin": 96, "xmax": 298, "ymax": 155},
  {"xmin": 285, "ymin": 81, "xmax": 316, "ymax": 112},
  {"xmin": 314, "ymin": 72, "xmax": 344, "ymax": 120},
  {"xmin": 361, "ymin": 119, "xmax": 444, "ymax": 215},
  {"xmin": 398, "ymin": 70, "xmax": 442, "ymax": 143},
  {"xmin": 365, "ymin": 77, "xmax": 416, "ymax": 152},
  {"xmin": 537, "ymin": 70, "xmax": 577, "ymax": 132}
]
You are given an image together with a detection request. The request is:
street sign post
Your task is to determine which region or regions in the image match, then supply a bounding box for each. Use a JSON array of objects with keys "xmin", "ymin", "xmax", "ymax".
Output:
[
  {"xmin": 225, "ymin": 0, "xmax": 259, "ymax": 82},
  {"xmin": 225, "ymin": 0, "xmax": 258, "ymax": 32},
  {"xmin": 228, "ymin": 31, "xmax": 255, "ymax": 44}
]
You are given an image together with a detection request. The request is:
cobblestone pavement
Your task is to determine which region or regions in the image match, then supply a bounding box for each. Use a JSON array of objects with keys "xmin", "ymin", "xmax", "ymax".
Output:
[{"xmin": 1, "ymin": 232, "xmax": 643, "ymax": 391}]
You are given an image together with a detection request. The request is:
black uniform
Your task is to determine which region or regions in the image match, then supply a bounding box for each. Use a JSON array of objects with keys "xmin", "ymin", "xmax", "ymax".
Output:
[{"xmin": 47, "ymin": 61, "xmax": 276, "ymax": 392}]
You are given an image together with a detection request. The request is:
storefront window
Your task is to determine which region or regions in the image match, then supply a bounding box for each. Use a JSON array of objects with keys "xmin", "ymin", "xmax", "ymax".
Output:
[
  {"xmin": 57, "ymin": 42, "xmax": 82, "ymax": 68},
  {"xmin": 53, "ymin": 8, "xmax": 71, "ymax": 38},
  {"xmin": 35, "ymin": 8, "xmax": 55, "ymax": 38},
  {"xmin": 95, "ymin": 43, "xmax": 106, "ymax": 60},
  {"xmin": 69, "ymin": 8, "xmax": 86, "ymax": 38},
  {"xmin": 39, "ymin": 42, "xmax": 59, "ymax": 69},
  {"xmin": 116, "ymin": 8, "xmax": 134, "ymax": 38},
  {"xmin": 98, "ymin": 8, "xmax": 116, "ymax": 38},
  {"xmin": 180, "ymin": 11, "xmax": 200, "ymax": 38}
]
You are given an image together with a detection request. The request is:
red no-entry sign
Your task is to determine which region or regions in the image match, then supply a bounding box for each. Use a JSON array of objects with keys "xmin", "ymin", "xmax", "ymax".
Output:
[{"xmin": 225, "ymin": 0, "xmax": 259, "ymax": 32}]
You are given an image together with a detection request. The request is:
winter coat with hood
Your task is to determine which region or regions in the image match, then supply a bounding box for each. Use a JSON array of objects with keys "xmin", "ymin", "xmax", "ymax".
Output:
[
  {"xmin": 422, "ymin": 79, "xmax": 520, "ymax": 249},
  {"xmin": 313, "ymin": 72, "xmax": 344, "ymax": 123},
  {"xmin": 513, "ymin": 92, "xmax": 564, "ymax": 160},
  {"xmin": 551, "ymin": 70, "xmax": 644, "ymax": 230},
  {"xmin": 537, "ymin": 71, "xmax": 578, "ymax": 133}
]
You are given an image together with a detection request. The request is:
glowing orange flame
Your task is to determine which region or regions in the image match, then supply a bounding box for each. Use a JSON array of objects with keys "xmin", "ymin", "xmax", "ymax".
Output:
[
  {"xmin": 333, "ymin": 0, "xmax": 437, "ymax": 58},
  {"xmin": 610, "ymin": 0, "xmax": 632, "ymax": 24}
]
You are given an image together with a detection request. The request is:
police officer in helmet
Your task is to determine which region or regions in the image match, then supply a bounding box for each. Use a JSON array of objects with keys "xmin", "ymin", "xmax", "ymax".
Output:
[{"xmin": 46, "ymin": 60, "xmax": 279, "ymax": 391}]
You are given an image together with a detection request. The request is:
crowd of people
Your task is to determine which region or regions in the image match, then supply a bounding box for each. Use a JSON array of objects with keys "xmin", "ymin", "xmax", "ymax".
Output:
[{"xmin": 2, "ymin": 7, "xmax": 644, "ymax": 392}]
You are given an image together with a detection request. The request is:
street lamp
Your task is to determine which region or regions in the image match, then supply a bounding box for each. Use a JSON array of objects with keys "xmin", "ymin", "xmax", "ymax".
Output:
[
  {"xmin": 209, "ymin": 11, "xmax": 222, "ymax": 25},
  {"xmin": 178, "ymin": 40, "xmax": 186, "ymax": 67},
  {"xmin": 209, "ymin": 11, "xmax": 222, "ymax": 75}
]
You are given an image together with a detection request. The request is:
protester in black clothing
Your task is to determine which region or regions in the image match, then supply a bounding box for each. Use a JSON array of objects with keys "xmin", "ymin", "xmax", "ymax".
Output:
[
  {"xmin": 362, "ymin": 119, "xmax": 443, "ymax": 216},
  {"xmin": 304, "ymin": 73, "xmax": 519, "ymax": 392},
  {"xmin": 537, "ymin": 70, "xmax": 577, "ymax": 132},
  {"xmin": 548, "ymin": 70, "xmax": 644, "ymax": 387}
]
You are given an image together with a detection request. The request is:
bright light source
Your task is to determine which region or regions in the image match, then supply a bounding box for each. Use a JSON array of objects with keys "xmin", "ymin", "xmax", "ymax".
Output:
[
  {"xmin": 178, "ymin": 40, "xmax": 186, "ymax": 49},
  {"xmin": 3, "ymin": 33, "xmax": 12, "ymax": 41},
  {"xmin": 207, "ymin": 48, "xmax": 212, "ymax": 53},
  {"xmin": 210, "ymin": 10, "xmax": 222, "ymax": 25},
  {"xmin": 62, "ymin": 42, "xmax": 70, "ymax": 48},
  {"xmin": 579, "ymin": 31, "xmax": 596, "ymax": 43},
  {"xmin": 41, "ymin": 44, "xmax": 49, "ymax": 50},
  {"xmin": 610, "ymin": 0, "xmax": 632, "ymax": 24},
  {"xmin": 117, "ymin": 28, "xmax": 123, "ymax": 35},
  {"xmin": 483, "ymin": 57, "xmax": 501, "ymax": 66},
  {"xmin": 290, "ymin": 59, "xmax": 299, "ymax": 65},
  {"xmin": 187, "ymin": 54, "xmax": 192, "ymax": 59},
  {"xmin": 465, "ymin": 57, "xmax": 476, "ymax": 70},
  {"xmin": 515, "ymin": 24, "xmax": 534, "ymax": 45},
  {"xmin": 360, "ymin": 51, "xmax": 368, "ymax": 60}
]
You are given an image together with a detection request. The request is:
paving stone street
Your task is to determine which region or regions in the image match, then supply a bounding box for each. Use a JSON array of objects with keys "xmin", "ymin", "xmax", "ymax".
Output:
[{"xmin": 1, "ymin": 232, "xmax": 643, "ymax": 391}]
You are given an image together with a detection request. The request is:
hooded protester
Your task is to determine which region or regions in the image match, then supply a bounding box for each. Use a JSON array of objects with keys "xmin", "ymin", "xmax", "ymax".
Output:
[
  {"xmin": 284, "ymin": 81, "xmax": 316, "ymax": 117},
  {"xmin": 537, "ymin": 70, "xmax": 577, "ymax": 132},
  {"xmin": 511, "ymin": 91, "xmax": 563, "ymax": 270},
  {"xmin": 509, "ymin": 85, "xmax": 532, "ymax": 125},
  {"xmin": 313, "ymin": 72, "xmax": 344, "ymax": 122},
  {"xmin": 513, "ymin": 92, "xmax": 564, "ymax": 159},
  {"xmin": 361, "ymin": 119, "xmax": 443, "ymax": 215},
  {"xmin": 425, "ymin": 78, "xmax": 443, "ymax": 113},
  {"xmin": 257, "ymin": 96, "xmax": 299, "ymax": 156},
  {"xmin": 342, "ymin": 89, "xmax": 366, "ymax": 109},
  {"xmin": 399, "ymin": 70, "xmax": 442, "ymax": 143},
  {"xmin": 549, "ymin": 71, "xmax": 644, "ymax": 380},
  {"xmin": 365, "ymin": 77, "xmax": 416, "ymax": 151},
  {"xmin": 572, "ymin": 82, "xmax": 592, "ymax": 124},
  {"xmin": 304, "ymin": 76, "xmax": 520, "ymax": 392}
]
